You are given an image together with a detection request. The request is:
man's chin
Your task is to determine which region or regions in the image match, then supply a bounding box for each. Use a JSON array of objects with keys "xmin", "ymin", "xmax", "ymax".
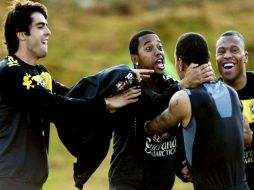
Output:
[
  {"xmin": 151, "ymin": 72, "xmax": 165, "ymax": 77},
  {"xmin": 38, "ymin": 52, "xmax": 47, "ymax": 58}
]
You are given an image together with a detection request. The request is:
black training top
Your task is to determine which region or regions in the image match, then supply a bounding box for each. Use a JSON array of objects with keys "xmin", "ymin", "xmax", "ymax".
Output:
[
  {"xmin": 237, "ymin": 72, "xmax": 254, "ymax": 190},
  {"xmin": 183, "ymin": 81, "xmax": 248, "ymax": 190},
  {"xmin": 109, "ymin": 76, "xmax": 187, "ymax": 190},
  {"xmin": 0, "ymin": 55, "xmax": 106, "ymax": 187},
  {"xmin": 0, "ymin": 55, "xmax": 67, "ymax": 186}
]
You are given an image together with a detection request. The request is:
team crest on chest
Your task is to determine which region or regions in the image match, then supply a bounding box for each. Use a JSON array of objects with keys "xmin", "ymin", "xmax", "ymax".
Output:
[
  {"xmin": 22, "ymin": 72, "xmax": 52, "ymax": 91},
  {"xmin": 251, "ymin": 104, "xmax": 254, "ymax": 115},
  {"xmin": 242, "ymin": 99, "xmax": 254, "ymax": 123}
]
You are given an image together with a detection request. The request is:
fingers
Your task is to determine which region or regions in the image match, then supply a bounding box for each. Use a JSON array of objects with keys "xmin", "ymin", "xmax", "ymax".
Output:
[
  {"xmin": 198, "ymin": 63, "xmax": 209, "ymax": 70},
  {"xmin": 125, "ymin": 98, "xmax": 139, "ymax": 104},
  {"xmin": 182, "ymin": 160, "xmax": 188, "ymax": 165},
  {"xmin": 123, "ymin": 87, "xmax": 141, "ymax": 94},
  {"xmin": 122, "ymin": 87, "xmax": 141, "ymax": 98},
  {"xmin": 182, "ymin": 167, "xmax": 192, "ymax": 182},
  {"xmin": 121, "ymin": 87, "xmax": 141, "ymax": 104},
  {"xmin": 189, "ymin": 63, "xmax": 199, "ymax": 69},
  {"xmin": 197, "ymin": 63, "xmax": 215, "ymax": 83},
  {"xmin": 132, "ymin": 69, "xmax": 154, "ymax": 82},
  {"xmin": 198, "ymin": 64, "xmax": 212, "ymax": 73},
  {"xmin": 133, "ymin": 68, "xmax": 154, "ymax": 74},
  {"xmin": 181, "ymin": 160, "xmax": 193, "ymax": 182},
  {"xmin": 140, "ymin": 74, "xmax": 151, "ymax": 79}
]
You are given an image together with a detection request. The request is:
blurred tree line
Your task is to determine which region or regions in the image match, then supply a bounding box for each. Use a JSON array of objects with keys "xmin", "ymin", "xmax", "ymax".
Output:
[{"xmin": 1, "ymin": 0, "xmax": 254, "ymax": 86}]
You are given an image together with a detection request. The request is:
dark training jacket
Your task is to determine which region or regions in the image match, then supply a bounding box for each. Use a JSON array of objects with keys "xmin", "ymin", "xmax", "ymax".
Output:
[
  {"xmin": 54, "ymin": 65, "xmax": 139, "ymax": 189},
  {"xmin": 55, "ymin": 64, "xmax": 184, "ymax": 189}
]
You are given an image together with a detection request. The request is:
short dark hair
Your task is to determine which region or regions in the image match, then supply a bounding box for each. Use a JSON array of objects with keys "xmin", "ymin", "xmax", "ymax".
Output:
[
  {"xmin": 4, "ymin": 0, "xmax": 48, "ymax": 54},
  {"xmin": 129, "ymin": 30, "xmax": 156, "ymax": 55},
  {"xmin": 217, "ymin": 30, "xmax": 245, "ymax": 49},
  {"xmin": 175, "ymin": 32, "xmax": 209, "ymax": 66}
]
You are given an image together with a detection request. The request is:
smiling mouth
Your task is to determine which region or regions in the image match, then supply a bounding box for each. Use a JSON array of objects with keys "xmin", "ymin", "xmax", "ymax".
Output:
[
  {"xmin": 42, "ymin": 39, "xmax": 48, "ymax": 44},
  {"xmin": 223, "ymin": 63, "xmax": 234, "ymax": 69}
]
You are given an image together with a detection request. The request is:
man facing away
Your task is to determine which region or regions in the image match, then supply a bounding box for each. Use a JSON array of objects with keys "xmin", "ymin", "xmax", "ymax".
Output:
[
  {"xmin": 145, "ymin": 32, "xmax": 248, "ymax": 190},
  {"xmin": 216, "ymin": 30, "xmax": 254, "ymax": 190}
]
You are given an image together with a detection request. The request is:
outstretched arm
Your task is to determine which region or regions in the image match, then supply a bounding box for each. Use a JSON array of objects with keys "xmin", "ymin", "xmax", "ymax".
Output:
[{"xmin": 144, "ymin": 90, "xmax": 191, "ymax": 134}]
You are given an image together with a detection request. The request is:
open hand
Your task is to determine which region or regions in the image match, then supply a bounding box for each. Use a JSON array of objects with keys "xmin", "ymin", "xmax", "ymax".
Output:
[{"xmin": 104, "ymin": 87, "xmax": 141, "ymax": 112}]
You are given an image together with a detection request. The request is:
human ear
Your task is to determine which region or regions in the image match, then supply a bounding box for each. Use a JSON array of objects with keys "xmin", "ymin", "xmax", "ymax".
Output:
[
  {"xmin": 244, "ymin": 51, "xmax": 248, "ymax": 64},
  {"xmin": 131, "ymin": 55, "xmax": 139, "ymax": 68},
  {"xmin": 177, "ymin": 58, "xmax": 184, "ymax": 72},
  {"xmin": 16, "ymin": 31, "xmax": 26, "ymax": 41}
]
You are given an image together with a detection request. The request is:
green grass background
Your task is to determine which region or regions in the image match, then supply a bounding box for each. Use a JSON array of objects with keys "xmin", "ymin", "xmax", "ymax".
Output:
[{"xmin": 1, "ymin": 0, "xmax": 254, "ymax": 189}]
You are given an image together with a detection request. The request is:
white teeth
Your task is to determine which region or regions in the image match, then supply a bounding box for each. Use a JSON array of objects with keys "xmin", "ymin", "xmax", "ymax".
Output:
[
  {"xmin": 42, "ymin": 39, "xmax": 48, "ymax": 44},
  {"xmin": 223, "ymin": 63, "xmax": 234, "ymax": 69}
]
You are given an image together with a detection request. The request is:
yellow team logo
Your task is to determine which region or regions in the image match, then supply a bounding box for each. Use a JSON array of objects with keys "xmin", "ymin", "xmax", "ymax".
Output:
[
  {"xmin": 23, "ymin": 74, "xmax": 34, "ymax": 90},
  {"xmin": 7, "ymin": 56, "xmax": 20, "ymax": 67},
  {"xmin": 22, "ymin": 72, "xmax": 52, "ymax": 91},
  {"xmin": 242, "ymin": 99, "xmax": 254, "ymax": 124},
  {"xmin": 6, "ymin": 56, "xmax": 52, "ymax": 91}
]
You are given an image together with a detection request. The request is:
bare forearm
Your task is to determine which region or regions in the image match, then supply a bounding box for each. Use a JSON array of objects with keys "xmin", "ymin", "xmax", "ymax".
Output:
[
  {"xmin": 145, "ymin": 92, "xmax": 185, "ymax": 135},
  {"xmin": 145, "ymin": 110, "xmax": 171, "ymax": 134}
]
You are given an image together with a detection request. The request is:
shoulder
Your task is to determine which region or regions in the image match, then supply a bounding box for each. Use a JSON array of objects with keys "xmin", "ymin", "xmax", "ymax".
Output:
[
  {"xmin": 170, "ymin": 90, "xmax": 191, "ymax": 127},
  {"xmin": 246, "ymin": 71, "xmax": 254, "ymax": 80},
  {"xmin": 0, "ymin": 55, "xmax": 20, "ymax": 67},
  {"xmin": 0, "ymin": 56, "xmax": 23, "ymax": 76},
  {"xmin": 175, "ymin": 89, "xmax": 189, "ymax": 96},
  {"xmin": 170, "ymin": 90, "xmax": 189, "ymax": 106}
]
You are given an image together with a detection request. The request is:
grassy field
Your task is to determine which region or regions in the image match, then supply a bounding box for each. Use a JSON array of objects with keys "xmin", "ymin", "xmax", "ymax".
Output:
[{"xmin": 1, "ymin": 0, "xmax": 254, "ymax": 189}]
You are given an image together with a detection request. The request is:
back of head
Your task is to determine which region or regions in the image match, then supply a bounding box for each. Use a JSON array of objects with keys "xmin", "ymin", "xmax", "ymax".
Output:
[
  {"xmin": 175, "ymin": 32, "xmax": 209, "ymax": 66},
  {"xmin": 4, "ymin": 0, "xmax": 48, "ymax": 54},
  {"xmin": 129, "ymin": 30, "xmax": 156, "ymax": 55}
]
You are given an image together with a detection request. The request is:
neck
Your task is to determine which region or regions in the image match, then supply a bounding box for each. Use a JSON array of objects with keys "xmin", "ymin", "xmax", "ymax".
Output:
[
  {"xmin": 143, "ymin": 74, "xmax": 162, "ymax": 91},
  {"xmin": 15, "ymin": 50, "xmax": 37, "ymax": 66}
]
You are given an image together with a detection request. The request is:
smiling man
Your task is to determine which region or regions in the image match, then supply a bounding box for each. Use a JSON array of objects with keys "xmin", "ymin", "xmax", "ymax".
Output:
[{"xmin": 216, "ymin": 30, "xmax": 254, "ymax": 190}]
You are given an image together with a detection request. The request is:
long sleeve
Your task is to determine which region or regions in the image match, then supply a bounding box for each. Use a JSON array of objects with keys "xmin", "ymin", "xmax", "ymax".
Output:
[{"xmin": 0, "ymin": 56, "xmax": 107, "ymax": 122}]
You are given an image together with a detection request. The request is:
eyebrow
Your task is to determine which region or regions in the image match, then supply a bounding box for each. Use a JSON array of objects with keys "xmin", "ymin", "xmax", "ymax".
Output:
[
  {"xmin": 143, "ymin": 40, "xmax": 162, "ymax": 46},
  {"xmin": 143, "ymin": 40, "xmax": 151, "ymax": 46},
  {"xmin": 33, "ymin": 21, "xmax": 48, "ymax": 28},
  {"xmin": 37, "ymin": 21, "xmax": 47, "ymax": 25}
]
